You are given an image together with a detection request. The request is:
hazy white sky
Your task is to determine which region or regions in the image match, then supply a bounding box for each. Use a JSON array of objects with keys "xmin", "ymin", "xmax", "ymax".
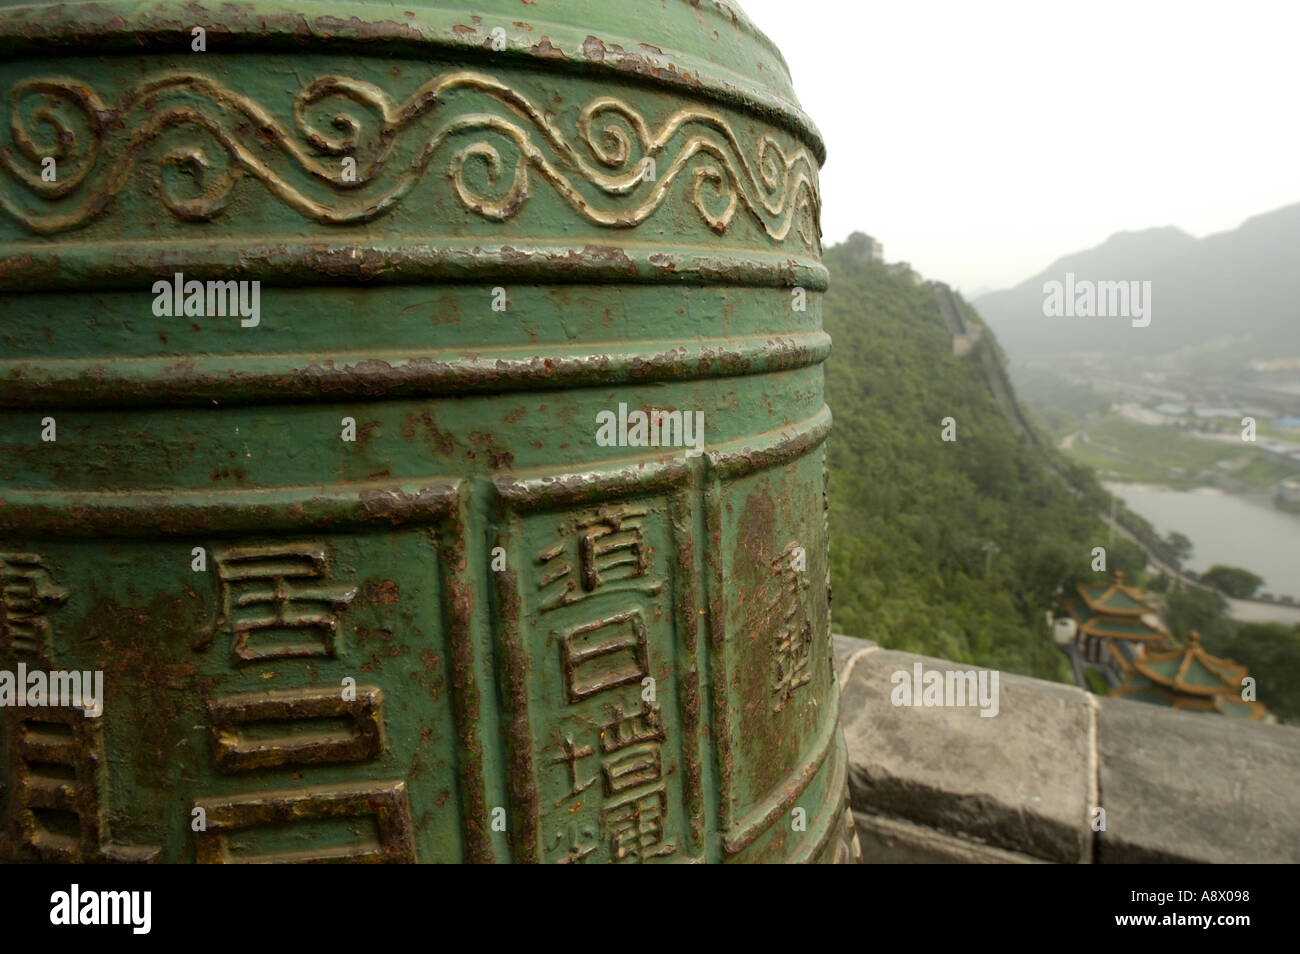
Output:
[{"xmin": 737, "ymin": 0, "xmax": 1300, "ymax": 294}]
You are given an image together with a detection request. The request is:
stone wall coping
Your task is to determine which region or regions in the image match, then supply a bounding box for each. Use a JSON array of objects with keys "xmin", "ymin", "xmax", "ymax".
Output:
[{"xmin": 832, "ymin": 634, "xmax": 1300, "ymax": 863}]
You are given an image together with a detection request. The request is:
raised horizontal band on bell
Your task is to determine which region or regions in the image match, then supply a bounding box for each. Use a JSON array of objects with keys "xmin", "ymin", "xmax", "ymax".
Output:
[
  {"xmin": 706, "ymin": 404, "xmax": 832, "ymax": 480},
  {"xmin": 0, "ymin": 240, "xmax": 829, "ymax": 294},
  {"xmin": 0, "ymin": 406, "xmax": 829, "ymax": 535},
  {"xmin": 0, "ymin": 479, "xmax": 461, "ymax": 537},
  {"xmin": 493, "ymin": 405, "xmax": 831, "ymax": 508},
  {"xmin": 0, "ymin": 332, "xmax": 831, "ymax": 408}
]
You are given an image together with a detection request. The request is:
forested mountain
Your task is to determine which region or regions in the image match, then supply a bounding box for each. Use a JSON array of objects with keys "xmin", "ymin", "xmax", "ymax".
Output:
[
  {"xmin": 823, "ymin": 239, "xmax": 1300, "ymax": 719},
  {"xmin": 972, "ymin": 202, "xmax": 1300, "ymax": 355},
  {"xmin": 822, "ymin": 241, "xmax": 1115, "ymax": 682}
]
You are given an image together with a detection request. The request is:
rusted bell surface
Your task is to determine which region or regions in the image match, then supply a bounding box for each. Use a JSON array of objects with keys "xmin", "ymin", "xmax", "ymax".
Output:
[{"xmin": 0, "ymin": 0, "xmax": 856, "ymax": 862}]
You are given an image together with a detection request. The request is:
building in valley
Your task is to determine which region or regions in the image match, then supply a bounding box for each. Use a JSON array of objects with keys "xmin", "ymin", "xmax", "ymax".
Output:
[
  {"xmin": 1056, "ymin": 573, "xmax": 1273, "ymax": 721},
  {"xmin": 1110, "ymin": 631, "xmax": 1274, "ymax": 722},
  {"xmin": 1061, "ymin": 572, "xmax": 1171, "ymax": 681}
]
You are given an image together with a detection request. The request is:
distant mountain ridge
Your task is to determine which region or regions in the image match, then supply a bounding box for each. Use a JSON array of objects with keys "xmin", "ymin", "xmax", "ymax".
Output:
[{"xmin": 973, "ymin": 202, "xmax": 1300, "ymax": 355}]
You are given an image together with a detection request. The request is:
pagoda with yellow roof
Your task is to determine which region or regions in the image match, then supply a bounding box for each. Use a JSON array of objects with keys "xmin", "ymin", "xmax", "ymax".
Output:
[
  {"xmin": 1062, "ymin": 571, "xmax": 1171, "ymax": 671},
  {"xmin": 1110, "ymin": 632, "xmax": 1273, "ymax": 721}
]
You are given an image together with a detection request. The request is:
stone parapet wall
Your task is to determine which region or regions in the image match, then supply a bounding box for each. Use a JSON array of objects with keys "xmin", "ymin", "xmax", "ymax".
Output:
[{"xmin": 833, "ymin": 635, "xmax": 1300, "ymax": 863}]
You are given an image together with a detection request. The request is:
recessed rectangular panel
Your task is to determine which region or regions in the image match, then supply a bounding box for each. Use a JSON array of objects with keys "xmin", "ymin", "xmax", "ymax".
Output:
[
  {"xmin": 708, "ymin": 440, "xmax": 837, "ymax": 855},
  {"xmin": 496, "ymin": 485, "xmax": 701, "ymax": 864}
]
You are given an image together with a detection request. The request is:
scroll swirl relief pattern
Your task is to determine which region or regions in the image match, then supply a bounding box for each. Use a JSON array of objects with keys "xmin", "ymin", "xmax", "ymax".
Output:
[{"xmin": 0, "ymin": 71, "xmax": 821, "ymax": 248}]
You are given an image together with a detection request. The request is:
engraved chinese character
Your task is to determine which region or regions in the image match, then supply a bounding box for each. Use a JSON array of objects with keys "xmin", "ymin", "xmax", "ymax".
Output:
[
  {"xmin": 580, "ymin": 505, "xmax": 648, "ymax": 590},
  {"xmin": 602, "ymin": 743, "xmax": 662, "ymax": 796},
  {"xmin": 552, "ymin": 822, "xmax": 598, "ymax": 864},
  {"xmin": 559, "ymin": 611, "xmax": 650, "ymax": 702},
  {"xmin": 551, "ymin": 734, "xmax": 597, "ymax": 797},
  {"xmin": 770, "ymin": 541, "xmax": 812, "ymax": 711},
  {"xmin": 601, "ymin": 710, "xmax": 662, "ymax": 794},
  {"xmin": 594, "ymin": 702, "xmax": 674, "ymax": 861},
  {"xmin": 601, "ymin": 786, "xmax": 676, "ymax": 863},
  {"xmin": 536, "ymin": 505, "xmax": 661, "ymax": 611},
  {"xmin": 599, "ymin": 701, "xmax": 666, "ymax": 754},
  {"xmin": 0, "ymin": 553, "xmax": 68, "ymax": 663},
  {"xmin": 193, "ymin": 544, "xmax": 357, "ymax": 662},
  {"xmin": 7, "ymin": 707, "xmax": 157, "ymax": 862}
]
